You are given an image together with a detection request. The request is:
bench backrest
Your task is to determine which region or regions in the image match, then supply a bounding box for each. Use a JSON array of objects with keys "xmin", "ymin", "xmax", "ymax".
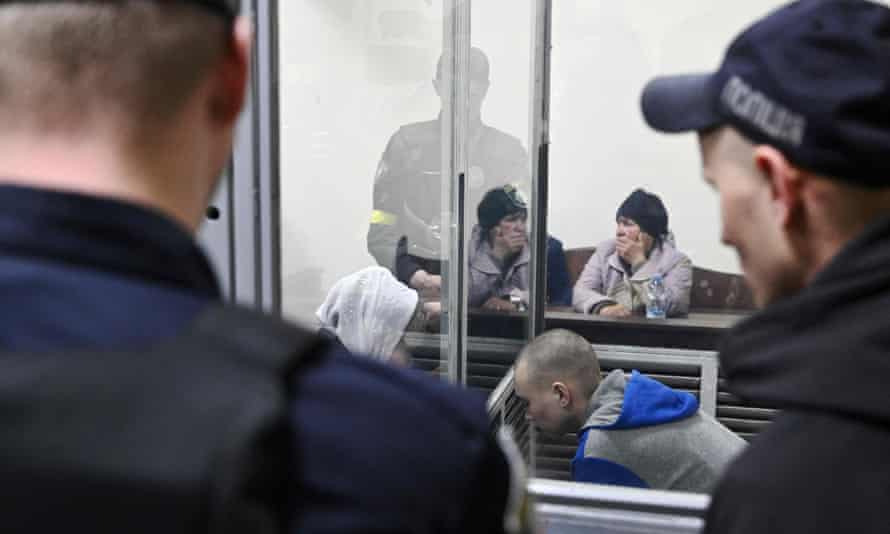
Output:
[{"xmin": 563, "ymin": 246, "xmax": 756, "ymax": 312}]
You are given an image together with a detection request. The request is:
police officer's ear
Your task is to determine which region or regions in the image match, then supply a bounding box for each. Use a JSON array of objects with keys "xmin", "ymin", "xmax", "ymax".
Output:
[
  {"xmin": 753, "ymin": 144, "xmax": 803, "ymax": 230},
  {"xmin": 209, "ymin": 16, "xmax": 252, "ymax": 125},
  {"xmin": 552, "ymin": 382, "xmax": 571, "ymax": 409}
]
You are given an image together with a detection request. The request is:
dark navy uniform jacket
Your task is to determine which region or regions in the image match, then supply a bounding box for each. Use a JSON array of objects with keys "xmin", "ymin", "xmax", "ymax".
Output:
[{"xmin": 0, "ymin": 185, "xmax": 512, "ymax": 533}]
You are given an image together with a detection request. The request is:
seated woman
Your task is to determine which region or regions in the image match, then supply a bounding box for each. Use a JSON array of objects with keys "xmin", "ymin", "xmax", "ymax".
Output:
[
  {"xmin": 469, "ymin": 185, "xmax": 572, "ymax": 311},
  {"xmin": 573, "ymin": 189, "xmax": 692, "ymax": 317},
  {"xmin": 316, "ymin": 266, "xmax": 422, "ymax": 366}
]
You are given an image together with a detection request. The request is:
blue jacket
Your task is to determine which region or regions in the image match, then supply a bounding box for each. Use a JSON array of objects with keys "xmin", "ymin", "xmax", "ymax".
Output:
[
  {"xmin": 572, "ymin": 370, "xmax": 744, "ymax": 492},
  {"xmin": 546, "ymin": 236, "xmax": 573, "ymax": 306},
  {"xmin": 0, "ymin": 185, "xmax": 513, "ymax": 533}
]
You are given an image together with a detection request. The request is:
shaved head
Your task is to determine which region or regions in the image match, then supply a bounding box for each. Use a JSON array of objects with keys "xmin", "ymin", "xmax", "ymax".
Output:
[
  {"xmin": 514, "ymin": 329, "xmax": 601, "ymax": 435},
  {"xmin": 517, "ymin": 329, "xmax": 601, "ymax": 398},
  {"xmin": 435, "ymin": 46, "xmax": 490, "ymax": 82},
  {"xmin": 700, "ymin": 126, "xmax": 890, "ymax": 307},
  {"xmin": 0, "ymin": 2, "xmax": 228, "ymax": 140}
]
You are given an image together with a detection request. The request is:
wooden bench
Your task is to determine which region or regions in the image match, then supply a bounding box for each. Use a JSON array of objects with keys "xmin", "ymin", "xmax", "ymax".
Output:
[{"xmin": 564, "ymin": 247, "xmax": 755, "ymax": 313}]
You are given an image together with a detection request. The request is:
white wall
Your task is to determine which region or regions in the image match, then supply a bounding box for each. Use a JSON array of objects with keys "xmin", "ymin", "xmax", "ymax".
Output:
[
  {"xmin": 548, "ymin": 0, "xmax": 790, "ymax": 274},
  {"xmin": 279, "ymin": 0, "xmax": 444, "ymax": 322},
  {"xmin": 278, "ymin": 0, "xmax": 811, "ymax": 323}
]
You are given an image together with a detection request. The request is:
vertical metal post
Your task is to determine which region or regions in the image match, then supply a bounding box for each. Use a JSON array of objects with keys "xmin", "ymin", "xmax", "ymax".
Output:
[
  {"xmin": 525, "ymin": 0, "xmax": 553, "ymax": 478},
  {"xmin": 215, "ymin": 0, "xmax": 278, "ymax": 311},
  {"xmin": 527, "ymin": 0, "xmax": 553, "ymax": 341},
  {"xmin": 255, "ymin": 0, "xmax": 281, "ymax": 314},
  {"xmin": 700, "ymin": 357, "xmax": 719, "ymax": 417},
  {"xmin": 449, "ymin": 172, "xmax": 468, "ymax": 385},
  {"xmin": 444, "ymin": 0, "xmax": 471, "ymax": 385},
  {"xmin": 230, "ymin": 0, "xmax": 260, "ymax": 308}
]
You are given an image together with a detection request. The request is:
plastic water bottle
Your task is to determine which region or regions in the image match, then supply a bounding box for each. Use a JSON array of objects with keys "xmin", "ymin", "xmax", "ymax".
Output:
[{"xmin": 646, "ymin": 274, "xmax": 667, "ymax": 319}]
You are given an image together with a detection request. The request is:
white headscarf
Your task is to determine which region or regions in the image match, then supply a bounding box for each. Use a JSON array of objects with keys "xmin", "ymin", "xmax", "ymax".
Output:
[{"xmin": 316, "ymin": 266, "xmax": 419, "ymax": 362}]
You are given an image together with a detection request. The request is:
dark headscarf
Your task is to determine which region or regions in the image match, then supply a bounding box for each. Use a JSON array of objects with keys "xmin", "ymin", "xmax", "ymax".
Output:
[
  {"xmin": 616, "ymin": 189, "xmax": 669, "ymax": 239},
  {"xmin": 477, "ymin": 184, "xmax": 527, "ymax": 232}
]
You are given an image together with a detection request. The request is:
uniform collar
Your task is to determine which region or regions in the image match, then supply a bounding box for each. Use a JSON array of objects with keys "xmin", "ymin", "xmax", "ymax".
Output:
[{"xmin": 0, "ymin": 184, "xmax": 221, "ymax": 298}]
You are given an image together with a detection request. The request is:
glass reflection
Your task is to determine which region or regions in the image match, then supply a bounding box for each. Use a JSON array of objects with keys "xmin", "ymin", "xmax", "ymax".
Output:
[
  {"xmin": 367, "ymin": 47, "xmax": 530, "ymax": 323},
  {"xmin": 278, "ymin": 1, "xmax": 451, "ymax": 375}
]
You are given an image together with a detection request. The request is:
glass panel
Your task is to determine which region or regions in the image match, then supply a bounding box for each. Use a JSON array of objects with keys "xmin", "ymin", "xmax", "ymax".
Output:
[
  {"xmin": 463, "ymin": 0, "xmax": 536, "ymax": 353},
  {"xmin": 278, "ymin": 1, "xmax": 456, "ymax": 375},
  {"xmin": 524, "ymin": 0, "xmax": 801, "ymax": 486},
  {"xmin": 545, "ymin": 0, "xmax": 800, "ymax": 349}
]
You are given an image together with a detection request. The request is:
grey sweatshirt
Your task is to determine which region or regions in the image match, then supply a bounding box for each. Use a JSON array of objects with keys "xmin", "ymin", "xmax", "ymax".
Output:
[{"xmin": 573, "ymin": 369, "xmax": 745, "ymax": 493}]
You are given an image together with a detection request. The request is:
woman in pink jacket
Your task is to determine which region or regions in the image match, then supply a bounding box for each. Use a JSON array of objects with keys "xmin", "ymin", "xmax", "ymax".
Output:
[{"xmin": 573, "ymin": 189, "xmax": 692, "ymax": 317}]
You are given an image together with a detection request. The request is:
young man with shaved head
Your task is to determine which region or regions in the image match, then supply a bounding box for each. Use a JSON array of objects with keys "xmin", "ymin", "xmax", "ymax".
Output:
[
  {"xmin": 0, "ymin": 2, "xmax": 526, "ymax": 532},
  {"xmin": 514, "ymin": 329, "xmax": 743, "ymax": 492},
  {"xmin": 640, "ymin": 1, "xmax": 890, "ymax": 532}
]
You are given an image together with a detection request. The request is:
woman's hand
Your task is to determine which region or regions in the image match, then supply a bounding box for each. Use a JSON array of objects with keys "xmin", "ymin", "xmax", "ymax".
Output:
[
  {"xmin": 615, "ymin": 235, "xmax": 647, "ymax": 269},
  {"xmin": 482, "ymin": 296, "xmax": 517, "ymax": 312},
  {"xmin": 598, "ymin": 303, "xmax": 631, "ymax": 317},
  {"xmin": 422, "ymin": 300, "xmax": 442, "ymax": 320},
  {"xmin": 409, "ymin": 270, "xmax": 442, "ymax": 298}
]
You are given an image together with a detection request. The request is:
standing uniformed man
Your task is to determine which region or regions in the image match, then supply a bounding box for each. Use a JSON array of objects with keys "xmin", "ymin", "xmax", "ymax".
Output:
[
  {"xmin": 367, "ymin": 47, "xmax": 530, "ymax": 301},
  {"xmin": 640, "ymin": 1, "xmax": 890, "ymax": 532}
]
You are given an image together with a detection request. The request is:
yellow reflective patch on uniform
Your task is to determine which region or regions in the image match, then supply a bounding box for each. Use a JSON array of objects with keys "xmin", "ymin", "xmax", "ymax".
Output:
[{"xmin": 370, "ymin": 210, "xmax": 397, "ymax": 225}]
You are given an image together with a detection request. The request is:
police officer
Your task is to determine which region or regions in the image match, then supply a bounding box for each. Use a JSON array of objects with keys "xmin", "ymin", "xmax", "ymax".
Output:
[
  {"xmin": 641, "ymin": 1, "xmax": 890, "ymax": 532},
  {"xmin": 0, "ymin": 1, "xmax": 528, "ymax": 532},
  {"xmin": 367, "ymin": 47, "xmax": 530, "ymax": 299}
]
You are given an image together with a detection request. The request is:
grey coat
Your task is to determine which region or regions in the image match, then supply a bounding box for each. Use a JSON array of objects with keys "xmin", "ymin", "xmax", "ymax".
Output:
[
  {"xmin": 573, "ymin": 238, "xmax": 693, "ymax": 316},
  {"xmin": 467, "ymin": 225, "xmax": 529, "ymax": 308}
]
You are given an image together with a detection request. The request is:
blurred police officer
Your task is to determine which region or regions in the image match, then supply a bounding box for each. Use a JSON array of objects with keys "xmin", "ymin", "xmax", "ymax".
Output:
[
  {"xmin": 0, "ymin": 2, "xmax": 525, "ymax": 533},
  {"xmin": 641, "ymin": 1, "xmax": 890, "ymax": 532},
  {"xmin": 367, "ymin": 47, "xmax": 529, "ymax": 298}
]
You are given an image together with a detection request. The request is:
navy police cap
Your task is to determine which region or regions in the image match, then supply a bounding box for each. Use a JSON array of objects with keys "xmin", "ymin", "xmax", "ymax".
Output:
[
  {"xmin": 0, "ymin": 0, "xmax": 240, "ymax": 18},
  {"xmin": 641, "ymin": 0, "xmax": 890, "ymax": 188}
]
